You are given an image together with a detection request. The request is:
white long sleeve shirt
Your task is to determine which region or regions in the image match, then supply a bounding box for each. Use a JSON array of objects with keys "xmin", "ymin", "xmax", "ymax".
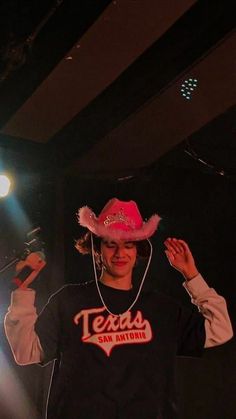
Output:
[{"xmin": 4, "ymin": 274, "xmax": 233, "ymax": 365}]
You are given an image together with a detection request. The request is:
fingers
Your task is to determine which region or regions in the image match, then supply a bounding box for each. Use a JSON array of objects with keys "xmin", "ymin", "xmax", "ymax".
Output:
[
  {"xmin": 164, "ymin": 249, "xmax": 175, "ymax": 263},
  {"xmin": 15, "ymin": 260, "xmax": 25, "ymax": 274},
  {"xmin": 164, "ymin": 238, "xmax": 186, "ymax": 254},
  {"xmin": 25, "ymin": 252, "xmax": 46, "ymax": 271},
  {"xmin": 175, "ymin": 239, "xmax": 190, "ymax": 253}
]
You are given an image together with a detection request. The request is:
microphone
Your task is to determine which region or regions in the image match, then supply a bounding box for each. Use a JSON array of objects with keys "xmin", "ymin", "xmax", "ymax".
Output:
[
  {"xmin": 27, "ymin": 227, "xmax": 41, "ymax": 238},
  {"xmin": 22, "ymin": 227, "xmax": 44, "ymax": 257}
]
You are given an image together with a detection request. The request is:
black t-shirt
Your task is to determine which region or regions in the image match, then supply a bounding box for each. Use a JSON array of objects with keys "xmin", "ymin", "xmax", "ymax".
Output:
[{"xmin": 35, "ymin": 281, "xmax": 205, "ymax": 419}]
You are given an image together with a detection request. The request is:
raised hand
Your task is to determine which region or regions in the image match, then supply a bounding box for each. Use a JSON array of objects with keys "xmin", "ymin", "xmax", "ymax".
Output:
[
  {"xmin": 14, "ymin": 251, "xmax": 46, "ymax": 289},
  {"xmin": 164, "ymin": 238, "xmax": 199, "ymax": 281}
]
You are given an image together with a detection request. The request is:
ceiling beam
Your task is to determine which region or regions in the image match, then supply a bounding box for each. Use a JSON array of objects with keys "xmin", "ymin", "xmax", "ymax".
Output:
[{"xmin": 50, "ymin": 1, "xmax": 235, "ymax": 168}]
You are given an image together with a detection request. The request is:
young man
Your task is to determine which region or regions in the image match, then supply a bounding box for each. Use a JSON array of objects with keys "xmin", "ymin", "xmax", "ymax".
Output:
[{"xmin": 5, "ymin": 198, "xmax": 233, "ymax": 419}]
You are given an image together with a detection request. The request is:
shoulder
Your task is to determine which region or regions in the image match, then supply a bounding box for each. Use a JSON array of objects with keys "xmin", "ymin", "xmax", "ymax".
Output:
[
  {"xmin": 47, "ymin": 280, "xmax": 96, "ymax": 303},
  {"xmin": 38, "ymin": 281, "xmax": 96, "ymax": 318}
]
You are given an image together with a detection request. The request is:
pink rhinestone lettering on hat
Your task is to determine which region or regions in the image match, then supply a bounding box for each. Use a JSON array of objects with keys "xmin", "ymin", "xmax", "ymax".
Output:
[{"xmin": 103, "ymin": 210, "xmax": 135, "ymax": 229}]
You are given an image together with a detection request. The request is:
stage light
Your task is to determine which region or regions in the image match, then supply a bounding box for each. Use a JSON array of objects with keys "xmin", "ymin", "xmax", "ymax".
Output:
[
  {"xmin": 0, "ymin": 174, "xmax": 11, "ymax": 197},
  {"xmin": 181, "ymin": 78, "xmax": 198, "ymax": 100}
]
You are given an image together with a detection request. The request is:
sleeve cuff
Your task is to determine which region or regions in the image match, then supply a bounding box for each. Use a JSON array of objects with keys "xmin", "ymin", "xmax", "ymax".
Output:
[
  {"xmin": 11, "ymin": 288, "xmax": 36, "ymax": 306},
  {"xmin": 183, "ymin": 273, "xmax": 210, "ymax": 299}
]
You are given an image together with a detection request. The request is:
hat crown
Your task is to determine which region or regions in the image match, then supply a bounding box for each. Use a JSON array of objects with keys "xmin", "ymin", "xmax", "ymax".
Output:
[{"xmin": 98, "ymin": 199, "xmax": 143, "ymax": 232}]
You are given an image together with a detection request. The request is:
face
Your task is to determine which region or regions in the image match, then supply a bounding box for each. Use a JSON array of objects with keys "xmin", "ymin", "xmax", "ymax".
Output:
[{"xmin": 100, "ymin": 239, "xmax": 137, "ymax": 280}]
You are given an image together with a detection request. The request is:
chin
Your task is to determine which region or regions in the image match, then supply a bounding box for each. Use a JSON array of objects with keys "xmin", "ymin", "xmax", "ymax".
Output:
[{"xmin": 113, "ymin": 269, "xmax": 132, "ymax": 278}]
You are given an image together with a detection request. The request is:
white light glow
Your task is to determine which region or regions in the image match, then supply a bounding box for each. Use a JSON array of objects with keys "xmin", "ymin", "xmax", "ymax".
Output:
[
  {"xmin": 0, "ymin": 349, "xmax": 38, "ymax": 418},
  {"xmin": 0, "ymin": 175, "xmax": 11, "ymax": 197}
]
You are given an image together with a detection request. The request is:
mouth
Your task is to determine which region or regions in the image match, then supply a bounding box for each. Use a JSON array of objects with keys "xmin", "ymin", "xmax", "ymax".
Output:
[{"xmin": 112, "ymin": 261, "xmax": 127, "ymax": 267}]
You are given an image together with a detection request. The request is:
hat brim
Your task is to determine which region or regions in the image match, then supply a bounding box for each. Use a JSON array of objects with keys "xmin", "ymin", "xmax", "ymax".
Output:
[{"xmin": 77, "ymin": 206, "xmax": 161, "ymax": 241}]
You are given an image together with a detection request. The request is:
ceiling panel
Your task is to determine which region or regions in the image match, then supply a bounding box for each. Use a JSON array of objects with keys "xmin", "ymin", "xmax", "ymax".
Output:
[
  {"xmin": 1, "ymin": 0, "xmax": 196, "ymax": 142},
  {"xmin": 0, "ymin": 1, "xmax": 234, "ymax": 177},
  {"xmin": 68, "ymin": 32, "xmax": 235, "ymax": 174}
]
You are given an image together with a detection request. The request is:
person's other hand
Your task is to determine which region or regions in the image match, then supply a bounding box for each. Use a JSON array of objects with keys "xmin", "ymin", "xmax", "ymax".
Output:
[{"xmin": 164, "ymin": 238, "xmax": 199, "ymax": 281}]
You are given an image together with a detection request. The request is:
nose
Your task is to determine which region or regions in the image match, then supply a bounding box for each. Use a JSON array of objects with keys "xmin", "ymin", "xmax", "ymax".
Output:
[{"xmin": 114, "ymin": 245, "xmax": 125, "ymax": 258}]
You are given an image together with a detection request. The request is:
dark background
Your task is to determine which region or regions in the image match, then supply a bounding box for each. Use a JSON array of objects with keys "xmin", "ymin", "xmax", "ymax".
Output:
[
  {"xmin": 0, "ymin": 160, "xmax": 235, "ymax": 419},
  {"xmin": 0, "ymin": 1, "xmax": 235, "ymax": 418}
]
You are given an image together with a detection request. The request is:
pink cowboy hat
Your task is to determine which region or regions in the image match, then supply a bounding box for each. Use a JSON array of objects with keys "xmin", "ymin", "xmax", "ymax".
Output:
[{"xmin": 77, "ymin": 198, "xmax": 161, "ymax": 241}]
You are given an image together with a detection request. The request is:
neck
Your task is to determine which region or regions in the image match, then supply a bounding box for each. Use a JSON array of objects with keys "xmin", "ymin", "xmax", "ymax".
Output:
[{"xmin": 100, "ymin": 271, "xmax": 132, "ymax": 290}]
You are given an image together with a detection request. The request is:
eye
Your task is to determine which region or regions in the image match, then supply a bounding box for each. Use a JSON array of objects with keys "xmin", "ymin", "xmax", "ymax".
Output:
[
  {"xmin": 107, "ymin": 244, "xmax": 116, "ymax": 248},
  {"xmin": 125, "ymin": 242, "xmax": 135, "ymax": 249},
  {"xmin": 103, "ymin": 241, "xmax": 116, "ymax": 248}
]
